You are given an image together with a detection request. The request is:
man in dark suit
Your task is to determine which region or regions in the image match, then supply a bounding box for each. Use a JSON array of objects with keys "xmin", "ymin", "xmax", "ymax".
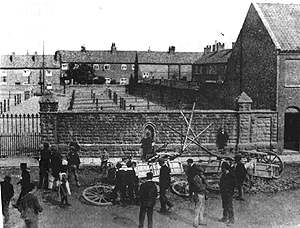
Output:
[
  {"xmin": 138, "ymin": 172, "xmax": 157, "ymax": 228},
  {"xmin": 219, "ymin": 161, "xmax": 235, "ymax": 225},
  {"xmin": 185, "ymin": 158, "xmax": 198, "ymax": 199},
  {"xmin": 158, "ymin": 158, "xmax": 173, "ymax": 213},
  {"xmin": 16, "ymin": 163, "xmax": 31, "ymax": 207}
]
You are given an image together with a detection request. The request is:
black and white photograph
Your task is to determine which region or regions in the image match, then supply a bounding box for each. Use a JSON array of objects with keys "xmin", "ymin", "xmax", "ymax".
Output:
[{"xmin": 0, "ymin": 0, "xmax": 300, "ymax": 227}]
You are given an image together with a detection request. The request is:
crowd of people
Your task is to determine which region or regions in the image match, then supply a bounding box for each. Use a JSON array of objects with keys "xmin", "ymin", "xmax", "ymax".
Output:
[
  {"xmin": 0, "ymin": 138, "xmax": 247, "ymax": 228},
  {"xmin": 0, "ymin": 141, "xmax": 81, "ymax": 227}
]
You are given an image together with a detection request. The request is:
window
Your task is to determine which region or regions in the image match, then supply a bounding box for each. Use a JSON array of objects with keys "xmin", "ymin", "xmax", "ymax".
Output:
[
  {"xmin": 285, "ymin": 60, "xmax": 300, "ymax": 87},
  {"xmin": 132, "ymin": 64, "xmax": 135, "ymax": 70},
  {"xmin": 121, "ymin": 64, "xmax": 127, "ymax": 71},
  {"xmin": 23, "ymin": 69, "xmax": 31, "ymax": 77},
  {"xmin": 45, "ymin": 70, "xmax": 52, "ymax": 76},
  {"xmin": 93, "ymin": 64, "xmax": 100, "ymax": 70},
  {"xmin": 103, "ymin": 64, "xmax": 110, "ymax": 71},
  {"xmin": 143, "ymin": 72, "xmax": 150, "ymax": 78},
  {"xmin": 61, "ymin": 63, "xmax": 69, "ymax": 70}
]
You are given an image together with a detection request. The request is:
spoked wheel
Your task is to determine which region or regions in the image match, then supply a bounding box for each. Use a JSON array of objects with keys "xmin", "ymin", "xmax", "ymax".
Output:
[
  {"xmin": 171, "ymin": 180, "xmax": 189, "ymax": 197},
  {"xmin": 260, "ymin": 152, "xmax": 284, "ymax": 178},
  {"xmin": 82, "ymin": 184, "xmax": 114, "ymax": 206}
]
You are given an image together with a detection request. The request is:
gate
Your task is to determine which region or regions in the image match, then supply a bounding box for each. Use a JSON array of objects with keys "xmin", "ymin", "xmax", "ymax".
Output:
[{"xmin": 0, "ymin": 114, "xmax": 40, "ymax": 157}]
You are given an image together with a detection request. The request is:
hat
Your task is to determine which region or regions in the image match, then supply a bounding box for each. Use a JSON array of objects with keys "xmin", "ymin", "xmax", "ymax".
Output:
[
  {"xmin": 221, "ymin": 161, "xmax": 230, "ymax": 170},
  {"xmin": 146, "ymin": 172, "xmax": 153, "ymax": 180},
  {"xmin": 20, "ymin": 163, "xmax": 28, "ymax": 170},
  {"xmin": 187, "ymin": 158, "xmax": 194, "ymax": 164}
]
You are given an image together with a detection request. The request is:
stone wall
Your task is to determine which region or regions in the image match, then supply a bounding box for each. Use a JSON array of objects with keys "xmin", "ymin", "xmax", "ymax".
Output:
[{"xmin": 40, "ymin": 102, "xmax": 278, "ymax": 158}]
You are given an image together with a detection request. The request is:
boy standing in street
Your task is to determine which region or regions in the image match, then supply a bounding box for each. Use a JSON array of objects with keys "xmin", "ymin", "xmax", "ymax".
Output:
[
  {"xmin": 234, "ymin": 154, "xmax": 247, "ymax": 201},
  {"xmin": 67, "ymin": 142, "xmax": 81, "ymax": 187},
  {"xmin": 138, "ymin": 172, "xmax": 157, "ymax": 228},
  {"xmin": 158, "ymin": 158, "xmax": 173, "ymax": 213}
]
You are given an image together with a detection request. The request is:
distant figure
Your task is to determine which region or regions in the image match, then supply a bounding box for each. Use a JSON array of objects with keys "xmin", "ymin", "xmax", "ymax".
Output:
[
  {"xmin": 18, "ymin": 183, "xmax": 43, "ymax": 228},
  {"xmin": 216, "ymin": 128, "xmax": 229, "ymax": 154},
  {"xmin": 158, "ymin": 158, "xmax": 173, "ymax": 213},
  {"xmin": 112, "ymin": 162, "xmax": 127, "ymax": 205},
  {"xmin": 100, "ymin": 148, "xmax": 109, "ymax": 174},
  {"xmin": 138, "ymin": 172, "xmax": 158, "ymax": 228},
  {"xmin": 140, "ymin": 131, "xmax": 153, "ymax": 161},
  {"xmin": 16, "ymin": 163, "xmax": 31, "ymax": 206},
  {"xmin": 185, "ymin": 158, "xmax": 198, "ymax": 199},
  {"xmin": 234, "ymin": 154, "xmax": 247, "ymax": 201},
  {"xmin": 1, "ymin": 175, "xmax": 14, "ymax": 224},
  {"xmin": 219, "ymin": 161, "xmax": 235, "ymax": 225},
  {"xmin": 50, "ymin": 146, "xmax": 62, "ymax": 190},
  {"xmin": 39, "ymin": 142, "xmax": 51, "ymax": 189},
  {"xmin": 192, "ymin": 166, "xmax": 208, "ymax": 227},
  {"xmin": 67, "ymin": 142, "xmax": 81, "ymax": 187},
  {"xmin": 125, "ymin": 161, "xmax": 136, "ymax": 204}
]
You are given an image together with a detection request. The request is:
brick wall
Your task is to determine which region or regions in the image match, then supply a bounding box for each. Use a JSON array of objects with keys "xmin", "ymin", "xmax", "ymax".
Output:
[{"xmin": 40, "ymin": 108, "xmax": 278, "ymax": 158}]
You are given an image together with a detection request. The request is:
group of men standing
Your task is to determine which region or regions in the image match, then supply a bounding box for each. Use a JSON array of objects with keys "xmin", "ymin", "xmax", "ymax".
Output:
[{"xmin": 186, "ymin": 154, "xmax": 247, "ymax": 227}]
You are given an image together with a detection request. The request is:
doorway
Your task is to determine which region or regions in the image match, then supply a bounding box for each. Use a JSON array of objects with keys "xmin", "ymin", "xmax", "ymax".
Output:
[{"xmin": 284, "ymin": 107, "xmax": 300, "ymax": 151}]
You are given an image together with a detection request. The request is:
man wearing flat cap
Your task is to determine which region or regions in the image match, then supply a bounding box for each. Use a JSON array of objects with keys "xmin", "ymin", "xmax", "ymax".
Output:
[
  {"xmin": 186, "ymin": 159, "xmax": 198, "ymax": 199},
  {"xmin": 158, "ymin": 158, "xmax": 173, "ymax": 213}
]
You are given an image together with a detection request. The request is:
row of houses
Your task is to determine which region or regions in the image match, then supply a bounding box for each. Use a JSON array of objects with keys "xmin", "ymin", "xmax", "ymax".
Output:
[{"xmin": 0, "ymin": 43, "xmax": 205, "ymax": 88}]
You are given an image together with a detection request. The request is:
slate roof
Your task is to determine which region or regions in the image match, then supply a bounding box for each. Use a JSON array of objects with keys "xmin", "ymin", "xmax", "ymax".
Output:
[
  {"xmin": 137, "ymin": 51, "xmax": 202, "ymax": 64},
  {"xmin": 254, "ymin": 3, "xmax": 300, "ymax": 51},
  {"xmin": 57, "ymin": 50, "xmax": 137, "ymax": 63},
  {"xmin": 0, "ymin": 55, "xmax": 59, "ymax": 69},
  {"xmin": 56, "ymin": 50, "xmax": 202, "ymax": 64},
  {"xmin": 193, "ymin": 49, "xmax": 232, "ymax": 65}
]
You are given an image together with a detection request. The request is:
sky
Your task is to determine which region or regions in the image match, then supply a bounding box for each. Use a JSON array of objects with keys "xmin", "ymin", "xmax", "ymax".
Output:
[{"xmin": 0, "ymin": 0, "xmax": 299, "ymax": 55}]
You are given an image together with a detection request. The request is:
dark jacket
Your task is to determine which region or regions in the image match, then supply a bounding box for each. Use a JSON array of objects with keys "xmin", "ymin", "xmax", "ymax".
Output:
[
  {"xmin": 67, "ymin": 151, "xmax": 80, "ymax": 168},
  {"xmin": 139, "ymin": 180, "xmax": 158, "ymax": 207},
  {"xmin": 125, "ymin": 168, "xmax": 136, "ymax": 185},
  {"xmin": 0, "ymin": 181, "xmax": 14, "ymax": 203},
  {"xmin": 219, "ymin": 170, "xmax": 235, "ymax": 195},
  {"xmin": 193, "ymin": 174, "xmax": 207, "ymax": 194},
  {"xmin": 159, "ymin": 165, "xmax": 171, "ymax": 189},
  {"xmin": 115, "ymin": 168, "xmax": 127, "ymax": 186},
  {"xmin": 51, "ymin": 152, "xmax": 62, "ymax": 177},
  {"xmin": 40, "ymin": 148, "xmax": 51, "ymax": 171},
  {"xmin": 19, "ymin": 170, "xmax": 31, "ymax": 190},
  {"xmin": 235, "ymin": 162, "xmax": 247, "ymax": 185},
  {"xmin": 186, "ymin": 164, "xmax": 198, "ymax": 183}
]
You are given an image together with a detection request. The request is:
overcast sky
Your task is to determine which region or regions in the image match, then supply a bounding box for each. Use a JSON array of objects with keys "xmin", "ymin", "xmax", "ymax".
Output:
[{"xmin": 0, "ymin": 0, "xmax": 298, "ymax": 55}]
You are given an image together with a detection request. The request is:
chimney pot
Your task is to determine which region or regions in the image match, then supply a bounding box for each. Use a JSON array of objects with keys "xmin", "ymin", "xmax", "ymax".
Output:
[{"xmin": 111, "ymin": 43, "xmax": 117, "ymax": 53}]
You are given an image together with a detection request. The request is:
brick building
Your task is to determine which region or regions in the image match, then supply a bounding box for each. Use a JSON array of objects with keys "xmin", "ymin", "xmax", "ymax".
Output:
[
  {"xmin": 55, "ymin": 44, "xmax": 201, "ymax": 84},
  {"xmin": 0, "ymin": 52, "xmax": 60, "ymax": 88},
  {"xmin": 55, "ymin": 44, "xmax": 136, "ymax": 85},
  {"xmin": 192, "ymin": 43, "xmax": 231, "ymax": 84},
  {"xmin": 138, "ymin": 46, "xmax": 201, "ymax": 81}
]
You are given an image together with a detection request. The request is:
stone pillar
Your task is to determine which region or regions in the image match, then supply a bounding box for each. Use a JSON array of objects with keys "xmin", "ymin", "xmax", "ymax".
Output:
[
  {"xmin": 39, "ymin": 90, "xmax": 58, "ymax": 112},
  {"xmin": 236, "ymin": 92, "xmax": 253, "ymax": 151},
  {"xmin": 39, "ymin": 90, "xmax": 59, "ymax": 145}
]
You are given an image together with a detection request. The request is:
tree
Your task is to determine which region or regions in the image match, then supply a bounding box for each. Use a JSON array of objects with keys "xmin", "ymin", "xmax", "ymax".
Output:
[{"xmin": 65, "ymin": 63, "xmax": 95, "ymax": 84}]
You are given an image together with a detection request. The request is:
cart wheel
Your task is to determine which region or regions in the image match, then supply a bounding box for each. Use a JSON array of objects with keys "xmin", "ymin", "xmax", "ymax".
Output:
[
  {"xmin": 171, "ymin": 180, "xmax": 189, "ymax": 197},
  {"xmin": 261, "ymin": 152, "xmax": 284, "ymax": 178},
  {"xmin": 82, "ymin": 184, "xmax": 113, "ymax": 206}
]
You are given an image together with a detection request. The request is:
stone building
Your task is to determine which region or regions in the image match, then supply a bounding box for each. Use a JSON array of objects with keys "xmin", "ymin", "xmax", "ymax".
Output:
[
  {"xmin": 0, "ymin": 52, "xmax": 60, "ymax": 88},
  {"xmin": 224, "ymin": 3, "xmax": 300, "ymax": 153}
]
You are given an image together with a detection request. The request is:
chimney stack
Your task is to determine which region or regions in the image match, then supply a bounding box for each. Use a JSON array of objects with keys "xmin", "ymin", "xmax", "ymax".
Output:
[
  {"xmin": 168, "ymin": 46, "xmax": 175, "ymax": 54},
  {"xmin": 81, "ymin": 45, "xmax": 87, "ymax": 52},
  {"xmin": 203, "ymin": 45, "xmax": 212, "ymax": 55},
  {"xmin": 111, "ymin": 43, "xmax": 117, "ymax": 53},
  {"xmin": 216, "ymin": 42, "xmax": 225, "ymax": 51}
]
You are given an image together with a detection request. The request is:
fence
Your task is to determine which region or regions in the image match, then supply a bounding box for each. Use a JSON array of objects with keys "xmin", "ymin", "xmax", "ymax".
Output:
[{"xmin": 0, "ymin": 114, "xmax": 40, "ymax": 157}]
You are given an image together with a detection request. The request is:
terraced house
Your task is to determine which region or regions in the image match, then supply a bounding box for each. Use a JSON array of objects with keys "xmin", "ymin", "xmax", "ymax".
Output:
[
  {"xmin": 0, "ymin": 52, "xmax": 60, "ymax": 89},
  {"xmin": 55, "ymin": 44, "xmax": 201, "ymax": 84}
]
